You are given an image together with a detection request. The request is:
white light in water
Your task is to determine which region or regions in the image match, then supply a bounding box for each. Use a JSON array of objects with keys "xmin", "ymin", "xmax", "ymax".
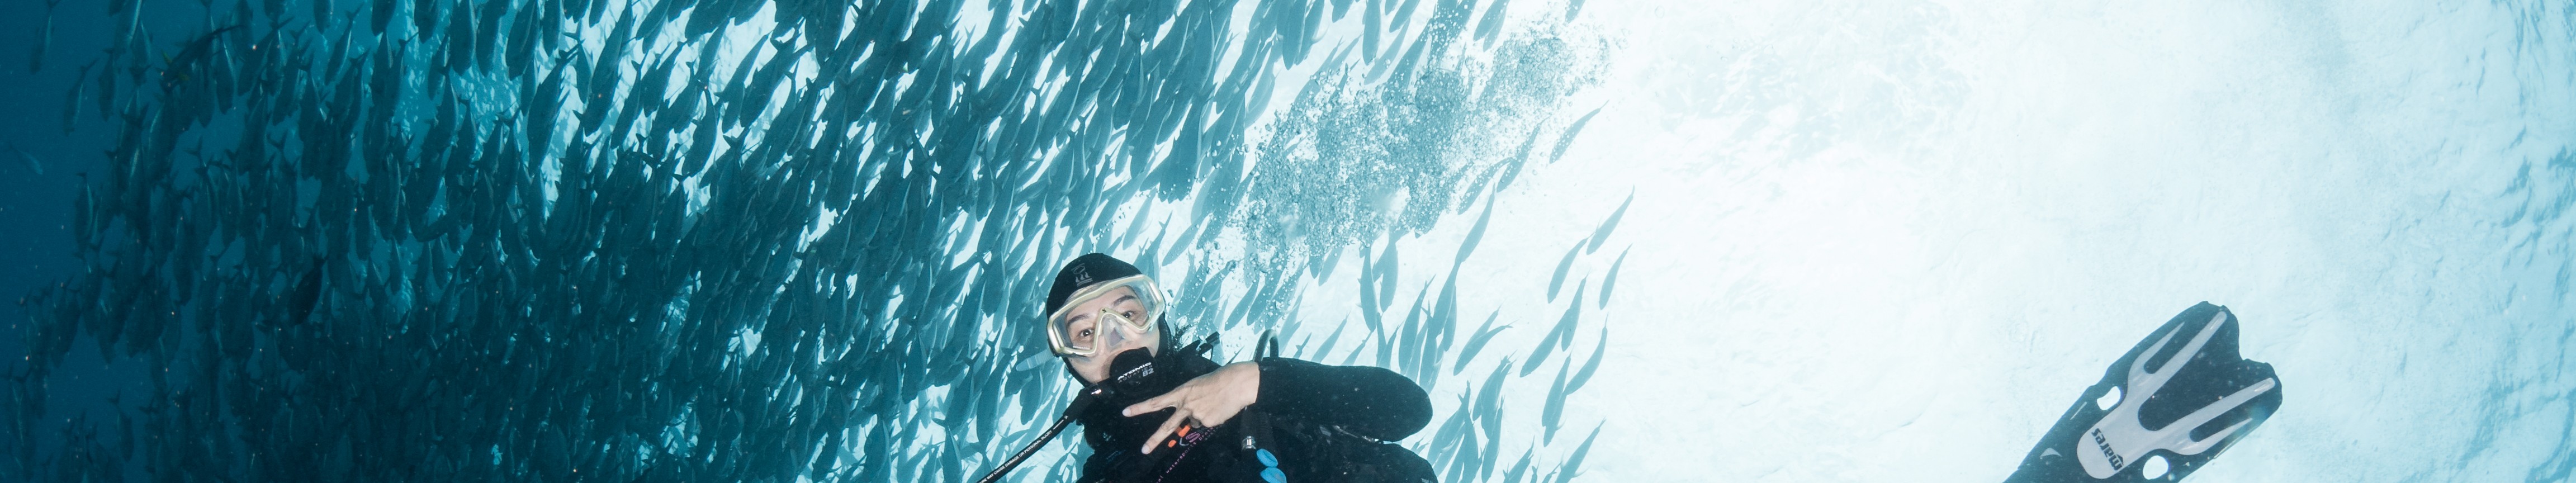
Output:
[
  {"xmin": 2141, "ymin": 454, "xmax": 2171, "ymax": 479},
  {"xmin": 2096, "ymin": 386, "xmax": 2124, "ymax": 411}
]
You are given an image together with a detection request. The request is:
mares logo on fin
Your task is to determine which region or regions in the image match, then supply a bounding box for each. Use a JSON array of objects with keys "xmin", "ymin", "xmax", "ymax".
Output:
[{"xmin": 2090, "ymin": 428, "xmax": 2126, "ymax": 472}]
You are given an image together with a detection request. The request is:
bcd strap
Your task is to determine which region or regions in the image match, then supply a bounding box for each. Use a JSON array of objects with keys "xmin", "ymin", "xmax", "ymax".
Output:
[
  {"xmin": 1256, "ymin": 330, "xmax": 1281, "ymax": 359},
  {"xmin": 1238, "ymin": 408, "xmax": 1286, "ymax": 482}
]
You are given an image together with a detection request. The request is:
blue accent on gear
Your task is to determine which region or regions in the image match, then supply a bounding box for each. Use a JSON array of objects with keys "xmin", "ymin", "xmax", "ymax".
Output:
[{"xmin": 1256, "ymin": 448, "xmax": 1284, "ymax": 482}]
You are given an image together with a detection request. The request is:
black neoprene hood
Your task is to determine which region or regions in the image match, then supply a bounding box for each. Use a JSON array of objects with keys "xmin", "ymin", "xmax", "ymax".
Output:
[{"xmin": 1045, "ymin": 253, "xmax": 1143, "ymax": 317}]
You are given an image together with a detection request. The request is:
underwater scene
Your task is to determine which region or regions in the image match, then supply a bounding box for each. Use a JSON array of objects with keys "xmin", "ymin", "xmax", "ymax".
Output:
[{"xmin": 0, "ymin": 0, "xmax": 2569, "ymax": 481}]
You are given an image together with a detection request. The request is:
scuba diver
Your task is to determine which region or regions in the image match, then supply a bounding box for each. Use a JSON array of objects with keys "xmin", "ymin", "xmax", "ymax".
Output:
[
  {"xmin": 982, "ymin": 253, "xmax": 1436, "ymax": 483},
  {"xmin": 978, "ymin": 253, "xmax": 2281, "ymax": 483}
]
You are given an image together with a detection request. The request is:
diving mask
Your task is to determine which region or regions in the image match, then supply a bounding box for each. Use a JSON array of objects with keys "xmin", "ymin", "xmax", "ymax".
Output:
[{"xmin": 1045, "ymin": 274, "xmax": 1167, "ymax": 358}]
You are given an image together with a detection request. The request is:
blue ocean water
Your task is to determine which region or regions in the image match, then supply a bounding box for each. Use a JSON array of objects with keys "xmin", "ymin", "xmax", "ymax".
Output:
[{"xmin": 0, "ymin": 1, "xmax": 2568, "ymax": 482}]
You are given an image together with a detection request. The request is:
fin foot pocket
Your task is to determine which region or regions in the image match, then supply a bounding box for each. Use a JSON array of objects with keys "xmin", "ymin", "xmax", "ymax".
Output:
[{"xmin": 2005, "ymin": 302, "xmax": 2285, "ymax": 483}]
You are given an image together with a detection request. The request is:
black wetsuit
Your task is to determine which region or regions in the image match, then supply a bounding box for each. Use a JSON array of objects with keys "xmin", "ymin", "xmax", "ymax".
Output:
[{"xmin": 1077, "ymin": 349, "xmax": 1437, "ymax": 483}]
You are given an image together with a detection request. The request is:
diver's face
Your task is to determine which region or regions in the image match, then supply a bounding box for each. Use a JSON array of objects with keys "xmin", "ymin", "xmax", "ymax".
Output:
[{"xmin": 1058, "ymin": 286, "xmax": 1159, "ymax": 384}]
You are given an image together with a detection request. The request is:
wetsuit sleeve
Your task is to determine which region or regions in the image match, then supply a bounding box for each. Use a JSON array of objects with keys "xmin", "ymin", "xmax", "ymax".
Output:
[
  {"xmin": 1079, "ymin": 449, "xmax": 1106, "ymax": 482},
  {"xmin": 1078, "ymin": 424, "xmax": 1133, "ymax": 482},
  {"xmin": 1251, "ymin": 357, "xmax": 1433, "ymax": 441},
  {"xmin": 1079, "ymin": 448, "xmax": 1114, "ymax": 483}
]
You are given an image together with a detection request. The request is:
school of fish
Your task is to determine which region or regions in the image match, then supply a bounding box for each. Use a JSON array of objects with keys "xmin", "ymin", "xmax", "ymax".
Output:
[{"xmin": 3, "ymin": 0, "xmax": 1635, "ymax": 481}]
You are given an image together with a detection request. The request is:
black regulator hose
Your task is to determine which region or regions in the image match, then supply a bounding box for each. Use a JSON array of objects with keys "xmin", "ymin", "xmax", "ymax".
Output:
[
  {"xmin": 981, "ymin": 349, "xmax": 1158, "ymax": 483},
  {"xmin": 976, "ymin": 386, "xmax": 1102, "ymax": 483}
]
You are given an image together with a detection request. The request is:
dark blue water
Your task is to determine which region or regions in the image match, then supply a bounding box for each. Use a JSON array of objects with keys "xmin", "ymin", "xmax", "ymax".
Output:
[{"xmin": 1, "ymin": 0, "xmax": 1614, "ymax": 481}]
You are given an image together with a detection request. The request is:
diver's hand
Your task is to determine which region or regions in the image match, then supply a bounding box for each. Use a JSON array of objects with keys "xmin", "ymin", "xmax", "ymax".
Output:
[{"xmin": 1125, "ymin": 362, "xmax": 1261, "ymax": 454}]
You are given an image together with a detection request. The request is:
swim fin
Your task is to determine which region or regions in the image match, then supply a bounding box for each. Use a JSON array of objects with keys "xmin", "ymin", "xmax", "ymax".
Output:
[{"xmin": 2005, "ymin": 302, "xmax": 2284, "ymax": 482}]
